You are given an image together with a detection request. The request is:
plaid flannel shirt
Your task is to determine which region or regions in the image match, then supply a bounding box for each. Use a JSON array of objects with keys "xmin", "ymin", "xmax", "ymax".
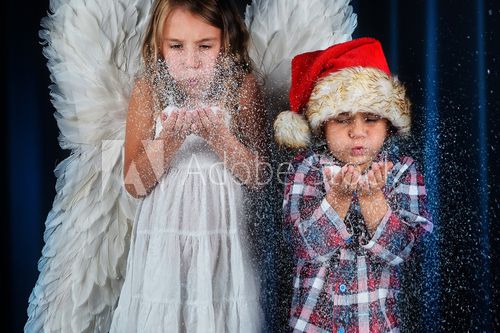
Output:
[{"xmin": 282, "ymin": 149, "xmax": 433, "ymax": 333}]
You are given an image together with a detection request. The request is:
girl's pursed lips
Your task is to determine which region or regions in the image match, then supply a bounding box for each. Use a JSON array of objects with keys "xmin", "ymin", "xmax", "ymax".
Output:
[{"xmin": 351, "ymin": 146, "xmax": 366, "ymax": 156}]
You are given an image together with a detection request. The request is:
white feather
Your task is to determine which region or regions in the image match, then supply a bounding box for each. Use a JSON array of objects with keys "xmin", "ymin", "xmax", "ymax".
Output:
[{"xmin": 25, "ymin": 0, "xmax": 152, "ymax": 332}]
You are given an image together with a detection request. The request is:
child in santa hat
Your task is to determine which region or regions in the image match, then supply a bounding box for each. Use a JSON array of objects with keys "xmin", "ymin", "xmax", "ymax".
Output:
[{"xmin": 275, "ymin": 38, "xmax": 433, "ymax": 333}]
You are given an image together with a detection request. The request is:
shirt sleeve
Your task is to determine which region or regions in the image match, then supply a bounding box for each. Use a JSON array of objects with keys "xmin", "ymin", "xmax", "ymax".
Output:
[
  {"xmin": 282, "ymin": 153, "xmax": 353, "ymax": 263},
  {"xmin": 360, "ymin": 160, "xmax": 434, "ymax": 266}
]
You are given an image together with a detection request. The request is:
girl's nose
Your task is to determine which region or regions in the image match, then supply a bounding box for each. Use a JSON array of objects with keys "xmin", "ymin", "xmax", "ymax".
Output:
[
  {"xmin": 185, "ymin": 50, "xmax": 201, "ymax": 69},
  {"xmin": 348, "ymin": 119, "xmax": 367, "ymax": 138}
]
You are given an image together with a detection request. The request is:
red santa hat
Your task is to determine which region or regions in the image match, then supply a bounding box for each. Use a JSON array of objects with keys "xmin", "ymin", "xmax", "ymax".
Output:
[{"xmin": 274, "ymin": 37, "xmax": 411, "ymax": 148}]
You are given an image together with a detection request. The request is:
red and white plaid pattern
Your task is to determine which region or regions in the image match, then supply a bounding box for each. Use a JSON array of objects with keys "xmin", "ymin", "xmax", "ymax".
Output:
[{"xmin": 282, "ymin": 149, "xmax": 433, "ymax": 333}]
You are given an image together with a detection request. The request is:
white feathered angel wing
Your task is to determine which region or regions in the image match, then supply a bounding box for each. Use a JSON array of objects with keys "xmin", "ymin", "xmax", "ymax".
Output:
[
  {"xmin": 245, "ymin": 0, "xmax": 357, "ymax": 113},
  {"xmin": 26, "ymin": 0, "xmax": 152, "ymax": 332}
]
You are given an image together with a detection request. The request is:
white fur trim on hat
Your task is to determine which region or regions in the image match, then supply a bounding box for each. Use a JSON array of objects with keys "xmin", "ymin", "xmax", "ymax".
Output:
[
  {"xmin": 307, "ymin": 67, "xmax": 411, "ymax": 135},
  {"xmin": 274, "ymin": 111, "xmax": 311, "ymax": 148}
]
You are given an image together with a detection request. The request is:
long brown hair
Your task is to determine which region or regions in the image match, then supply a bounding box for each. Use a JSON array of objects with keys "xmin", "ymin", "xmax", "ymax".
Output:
[
  {"xmin": 142, "ymin": 0, "xmax": 251, "ymax": 69},
  {"xmin": 141, "ymin": 0, "xmax": 253, "ymax": 114}
]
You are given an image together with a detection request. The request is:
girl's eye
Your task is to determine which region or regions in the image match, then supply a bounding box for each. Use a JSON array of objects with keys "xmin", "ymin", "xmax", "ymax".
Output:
[
  {"xmin": 170, "ymin": 44, "xmax": 183, "ymax": 49},
  {"xmin": 334, "ymin": 118, "xmax": 352, "ymax": 124},
  {"xmin": 365, "ymin": 115, "xmax": 381, "ymax": 122},
  {"xmin": 199, "ymin": 45, "xmax": 212, "ymax": 50}
]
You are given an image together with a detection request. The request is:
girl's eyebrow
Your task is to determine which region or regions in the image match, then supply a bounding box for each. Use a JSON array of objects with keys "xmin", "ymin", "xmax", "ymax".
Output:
[
  {"xmin": 164, "ymin": 38, "xmax": 218, "ymax": 43},
  {"xmin": 196, "ymin": 38, "xmax": 218, "ymax": 43},
  {"xmin": 361, "ymin": 112, "xmax": 380, "ymax": 117}
]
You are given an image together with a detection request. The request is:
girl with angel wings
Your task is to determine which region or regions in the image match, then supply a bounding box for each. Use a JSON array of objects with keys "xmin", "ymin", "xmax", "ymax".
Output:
[{"xmin": 26, "ymin": 0, "xmax": 356, "ymax": 332}]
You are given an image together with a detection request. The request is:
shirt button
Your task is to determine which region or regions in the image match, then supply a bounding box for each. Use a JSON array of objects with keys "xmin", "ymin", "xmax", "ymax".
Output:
[
  {"xmin": 338, "ymin": 327, "xmax": 345, "ymax": 333},
  {"xmin": 339, "ymin": 284, "xmax": 347, "ymax": 293}
]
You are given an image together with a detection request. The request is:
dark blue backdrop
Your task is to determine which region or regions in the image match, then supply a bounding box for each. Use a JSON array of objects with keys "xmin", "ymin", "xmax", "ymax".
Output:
[{"xmin": 4, "ymin": 1, "xmax": 499, "ymax": 332}]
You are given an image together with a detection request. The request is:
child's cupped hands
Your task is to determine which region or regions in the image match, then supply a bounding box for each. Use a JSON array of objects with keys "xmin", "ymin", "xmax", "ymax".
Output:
[
  {"xmin": 190, "ymin": 107, "xmax": 228, "ymax": 143},
  {"xmin": 356, "ymin": 161, "xmax": 393, "ymax": 197},
  {"xmin": 324, "ymin": 161, "xmax": 394, "ymax": 198},
  {"xmin": 159, "ymin": 108, "xmax": 193, "ymax": 142},
  {"xmin": 159, "ymin": 106, "xmax": 228, "ymax": 144},
  {"xmin": 325, "ymin": 165, "xmax": 360, "ymax": 199}
]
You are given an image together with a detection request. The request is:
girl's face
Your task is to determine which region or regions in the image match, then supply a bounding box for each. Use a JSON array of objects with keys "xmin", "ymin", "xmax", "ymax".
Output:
[
  {"xmin": 161, "ymin": 7, "xmax": 222, "ymax": 98},
  {"xmin": 324, "ymin": 112, "xmax": 389, "ymax": 171}
]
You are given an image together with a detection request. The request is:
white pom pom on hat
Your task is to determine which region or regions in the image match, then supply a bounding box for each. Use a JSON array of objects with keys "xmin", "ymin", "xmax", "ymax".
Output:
[{"xmin": 273, "ymin": 111, "xmax": 311, "ymax": 149}]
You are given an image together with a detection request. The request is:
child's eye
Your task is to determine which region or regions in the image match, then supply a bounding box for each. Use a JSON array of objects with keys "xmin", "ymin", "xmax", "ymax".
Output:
[
  {"xmin": 170, "ymin": 44, "xmax": 183, "ymax": 49},
  {"xmin": 199, "ymin": 45, "xmax": 212, "ymax": 50},
  {"xmin": 365, "ymin": 115, "xmax": 382, "ymax": 122},
  {"xmin": 334, "ymin": 118, "xmax": 352, "ymax": 124}
]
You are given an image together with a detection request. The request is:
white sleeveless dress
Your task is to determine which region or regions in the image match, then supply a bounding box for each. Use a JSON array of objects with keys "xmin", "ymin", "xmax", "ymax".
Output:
[{"xmin": 110, "ymin": 107, "xmax": 262, "ymax": 332}]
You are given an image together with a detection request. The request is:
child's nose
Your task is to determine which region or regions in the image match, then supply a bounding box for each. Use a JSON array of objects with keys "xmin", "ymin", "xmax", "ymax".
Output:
[
  {"xmin": 185, "ymin": 50, "xmax": 201, "ymax": 69},
  {"xmin": 349, "ymin": 119, "xmax": 367, "ymax": 138}
]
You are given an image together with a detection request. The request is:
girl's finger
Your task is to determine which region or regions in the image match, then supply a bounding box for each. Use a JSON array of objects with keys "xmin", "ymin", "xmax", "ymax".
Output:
[
  {"xmin": 164, "ymin": 111, "xmax": 179, "ymax": 131},
  {"xmin": 328, "ymin": 168, "xmax": 343, "ymax": 187},
  {"xmin": 383, "ymin": 161, "xmax": 394, "ymax": 183},
  {"xmin": 358, "ymin": 179, "xmax": 369, "ymax": 193},
  {"xmin": 351, "ymin": 169, "xmax": 361, "ymax": 186},
  {"xmin": 341, "ymin": 165, "xmax": 349, "ymax": 177},
  {"xmin": 206, "ymin": 108, "xmax": 222, "ymax": 129},
  {"xmin": 204, "ymin": 107, "xmax": 214, "ymax": 120},
  {"xmin": 382, "ymin": 161, "xmax": 394, "ymax": 177},
  {"xmin": 333, "ymin": 169, "xmax": 343, "ymax": 187},
  {"xmin": 343, "ymin": 167, "xmax": 354, "ymax": 189},
  {"xmin": 181, "ymin": 112, "xmax": 191, "ymax": 134},
  {"xmin": 197, "ymin": 108, "xmax": 211, "ymax": 129},
  {"xmin": 324, "ymin": 167, "xmax": 332, "ymax": 180},
  {"xmin": 367, "ymin": 170, "xmax": 378, "ymax": 190},
  {"xmin": 175, "ymin": 111, "xmax": 185, "ymax": 128},
  {"xmin": 162, "ymin": 106, "xmax": 179, "ymax": 124},
  {"xmin": 191, "ymin": 120, "xmax": 199, "ymax": 133},
  {"xmin": 372, "ymin": 164, "xmax": 384, "ymax": 186},
  {"xmin": 206, "ymin": 108, "xmax": 222, "ymax": 126},
  {"xmin": 343, "ymin": 166, "xmax": 353, "ymax": 183}
]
